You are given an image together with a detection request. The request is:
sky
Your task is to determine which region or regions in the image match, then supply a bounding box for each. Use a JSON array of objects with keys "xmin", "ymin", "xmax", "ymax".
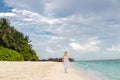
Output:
[{"xmin": 0, "ymin": 0, "xmax": 120, "ymax": 60}]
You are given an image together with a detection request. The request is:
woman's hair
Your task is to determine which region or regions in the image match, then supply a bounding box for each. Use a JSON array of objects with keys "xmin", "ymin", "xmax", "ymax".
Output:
[{"xmin": 64, "ymin": 51, "xmax": 68, "ymax": 56}]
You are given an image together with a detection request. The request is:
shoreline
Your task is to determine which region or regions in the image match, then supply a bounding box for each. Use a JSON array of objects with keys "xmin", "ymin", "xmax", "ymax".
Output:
[{"xmin": 0, "ymin": 61, "xmax": 96, "ymax": 80}]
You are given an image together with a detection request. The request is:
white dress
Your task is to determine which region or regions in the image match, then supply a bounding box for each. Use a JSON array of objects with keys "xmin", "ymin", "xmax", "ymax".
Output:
[{"xmin": 63, "ymin": 56, "xmax": 70, "ymax": 70}]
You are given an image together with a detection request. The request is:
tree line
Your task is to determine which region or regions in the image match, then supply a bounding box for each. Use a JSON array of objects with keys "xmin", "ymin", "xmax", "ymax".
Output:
[
  {"xmin": 0, "ymin": 18, "xmax": 38, "ymax": 61},
  {"xmin": 39, "ymin": 58, "xmax": 74, "ymax": 62}
]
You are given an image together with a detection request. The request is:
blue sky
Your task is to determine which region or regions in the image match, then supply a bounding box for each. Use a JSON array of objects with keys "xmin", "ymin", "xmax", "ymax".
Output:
[
  {"xmin": 0, "ymin": 0, "xmax": 12, "ymax": 12},
  {"xmin": 0, "ymin": 0, "xmax": 120, "ymax": 60}
]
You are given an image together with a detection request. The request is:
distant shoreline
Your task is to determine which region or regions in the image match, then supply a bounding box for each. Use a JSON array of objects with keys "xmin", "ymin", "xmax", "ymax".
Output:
[{"xmin": 39, "ymin": 57, "xmax": 74, "ymax": 62}]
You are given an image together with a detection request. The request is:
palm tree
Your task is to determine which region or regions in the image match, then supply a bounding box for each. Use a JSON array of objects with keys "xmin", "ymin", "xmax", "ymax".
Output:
[
  {"xmin": 0, "ymin": 18, "xmax": 39, "ymax": 61},
  {"xmin": 0, "ymin": 18, "xmax": 14, "ymax": 48},
  {"xmin": 0, "ymin": 18, "xmax": 10, "ymax": 27}
]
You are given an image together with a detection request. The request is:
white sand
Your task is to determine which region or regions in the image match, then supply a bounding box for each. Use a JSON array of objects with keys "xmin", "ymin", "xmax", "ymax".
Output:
[{"xmin": 0, "ymin": 62, "xmax": 96, "ymax": 80}]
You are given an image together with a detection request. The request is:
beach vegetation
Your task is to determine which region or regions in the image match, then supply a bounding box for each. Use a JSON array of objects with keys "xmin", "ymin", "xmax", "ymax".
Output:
[
  {"xmin": 0, "ymin": 18, "xmax": 39, "ymax": 61},
  {"xmin": 0, "ymin": 46, "xmax": 24, "ymax": 61}
]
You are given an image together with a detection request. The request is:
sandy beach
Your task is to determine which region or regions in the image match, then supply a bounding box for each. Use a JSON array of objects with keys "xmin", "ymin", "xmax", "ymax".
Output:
[{"xmin": 0, "ymin": 62, "xmax": 96, "ymax": 80}]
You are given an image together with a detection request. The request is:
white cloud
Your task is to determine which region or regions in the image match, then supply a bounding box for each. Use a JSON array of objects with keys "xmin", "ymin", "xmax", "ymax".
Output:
[
  {"xmin": 48, "ymin": 36, "xmax": 64, "ymax": 44},
  {"xmin": 11, "ymin": 8, "xmax": 68, "ymax": 25},
  {"xmin": 107, "ymin": 45, "xmax": 120, "ymax": 52},
  {"xmin": 43, "ymin": 0, "xmax": 120, "ymax": 18},
  {"xmin": 4, "ymin": 0, "xmax": 120, "ymax": 18},
  {"xmin": 4, "ymin": 0, "xmax": 46, "ymax": 14},
  {"xmin": 0, "ymin": 13, "xmax": 16, "ymax": 17},
  {"xmin": 70, "ymin": 38, "xmax": 100, "ymax": 52},
  {"xmin": 46, "ymin": 47, "xmax": 54, "ymax": 53},
  {"xmin": 70, "ymin": 42, "xmax": 86, "ymax": 51}
]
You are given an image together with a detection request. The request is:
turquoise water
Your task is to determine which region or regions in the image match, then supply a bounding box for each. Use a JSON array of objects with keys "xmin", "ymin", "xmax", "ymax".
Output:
[{"xmin": 73, "ymin": 60, "xmax": 120, "ymax": 80}]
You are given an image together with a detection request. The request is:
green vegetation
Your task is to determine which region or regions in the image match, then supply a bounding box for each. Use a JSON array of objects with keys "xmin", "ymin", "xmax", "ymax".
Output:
[
  {"xmin": 0, "ymin": 18, "xmax": 39, "ymax": 61},
  {"xmin": 0, "ymin": 46, "xmax": 24, "ymax": 61}
]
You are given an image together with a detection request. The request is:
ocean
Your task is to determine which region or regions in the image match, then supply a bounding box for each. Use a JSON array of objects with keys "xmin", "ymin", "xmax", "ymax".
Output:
[{"xmin": 73, "ymin": 60, "xmax": 120, "ymax": 80}]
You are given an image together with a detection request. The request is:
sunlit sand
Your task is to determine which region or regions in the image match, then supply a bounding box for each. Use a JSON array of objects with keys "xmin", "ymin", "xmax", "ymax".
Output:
[{"xmin": 0, "ymin": 62, "xmax": 96, "ymax": 80}]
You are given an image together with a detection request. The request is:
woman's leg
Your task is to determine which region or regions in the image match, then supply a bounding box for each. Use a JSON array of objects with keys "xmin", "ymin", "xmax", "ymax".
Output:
[{"xmin": 65, "ymin": 68, "xmax": 67, "ymax": 73}]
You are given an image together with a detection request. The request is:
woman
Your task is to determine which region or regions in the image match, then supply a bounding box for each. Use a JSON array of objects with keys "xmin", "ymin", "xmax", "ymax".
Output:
[{"xmin": 62, "ymin": 51, "xmax": 70, "ymax": 73}]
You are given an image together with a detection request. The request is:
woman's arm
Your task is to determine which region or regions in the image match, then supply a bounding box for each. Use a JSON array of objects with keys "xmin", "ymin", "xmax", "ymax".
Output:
[{"xmin": 62, "ymin": 56, "xmax": 64, "ymax": 63}]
